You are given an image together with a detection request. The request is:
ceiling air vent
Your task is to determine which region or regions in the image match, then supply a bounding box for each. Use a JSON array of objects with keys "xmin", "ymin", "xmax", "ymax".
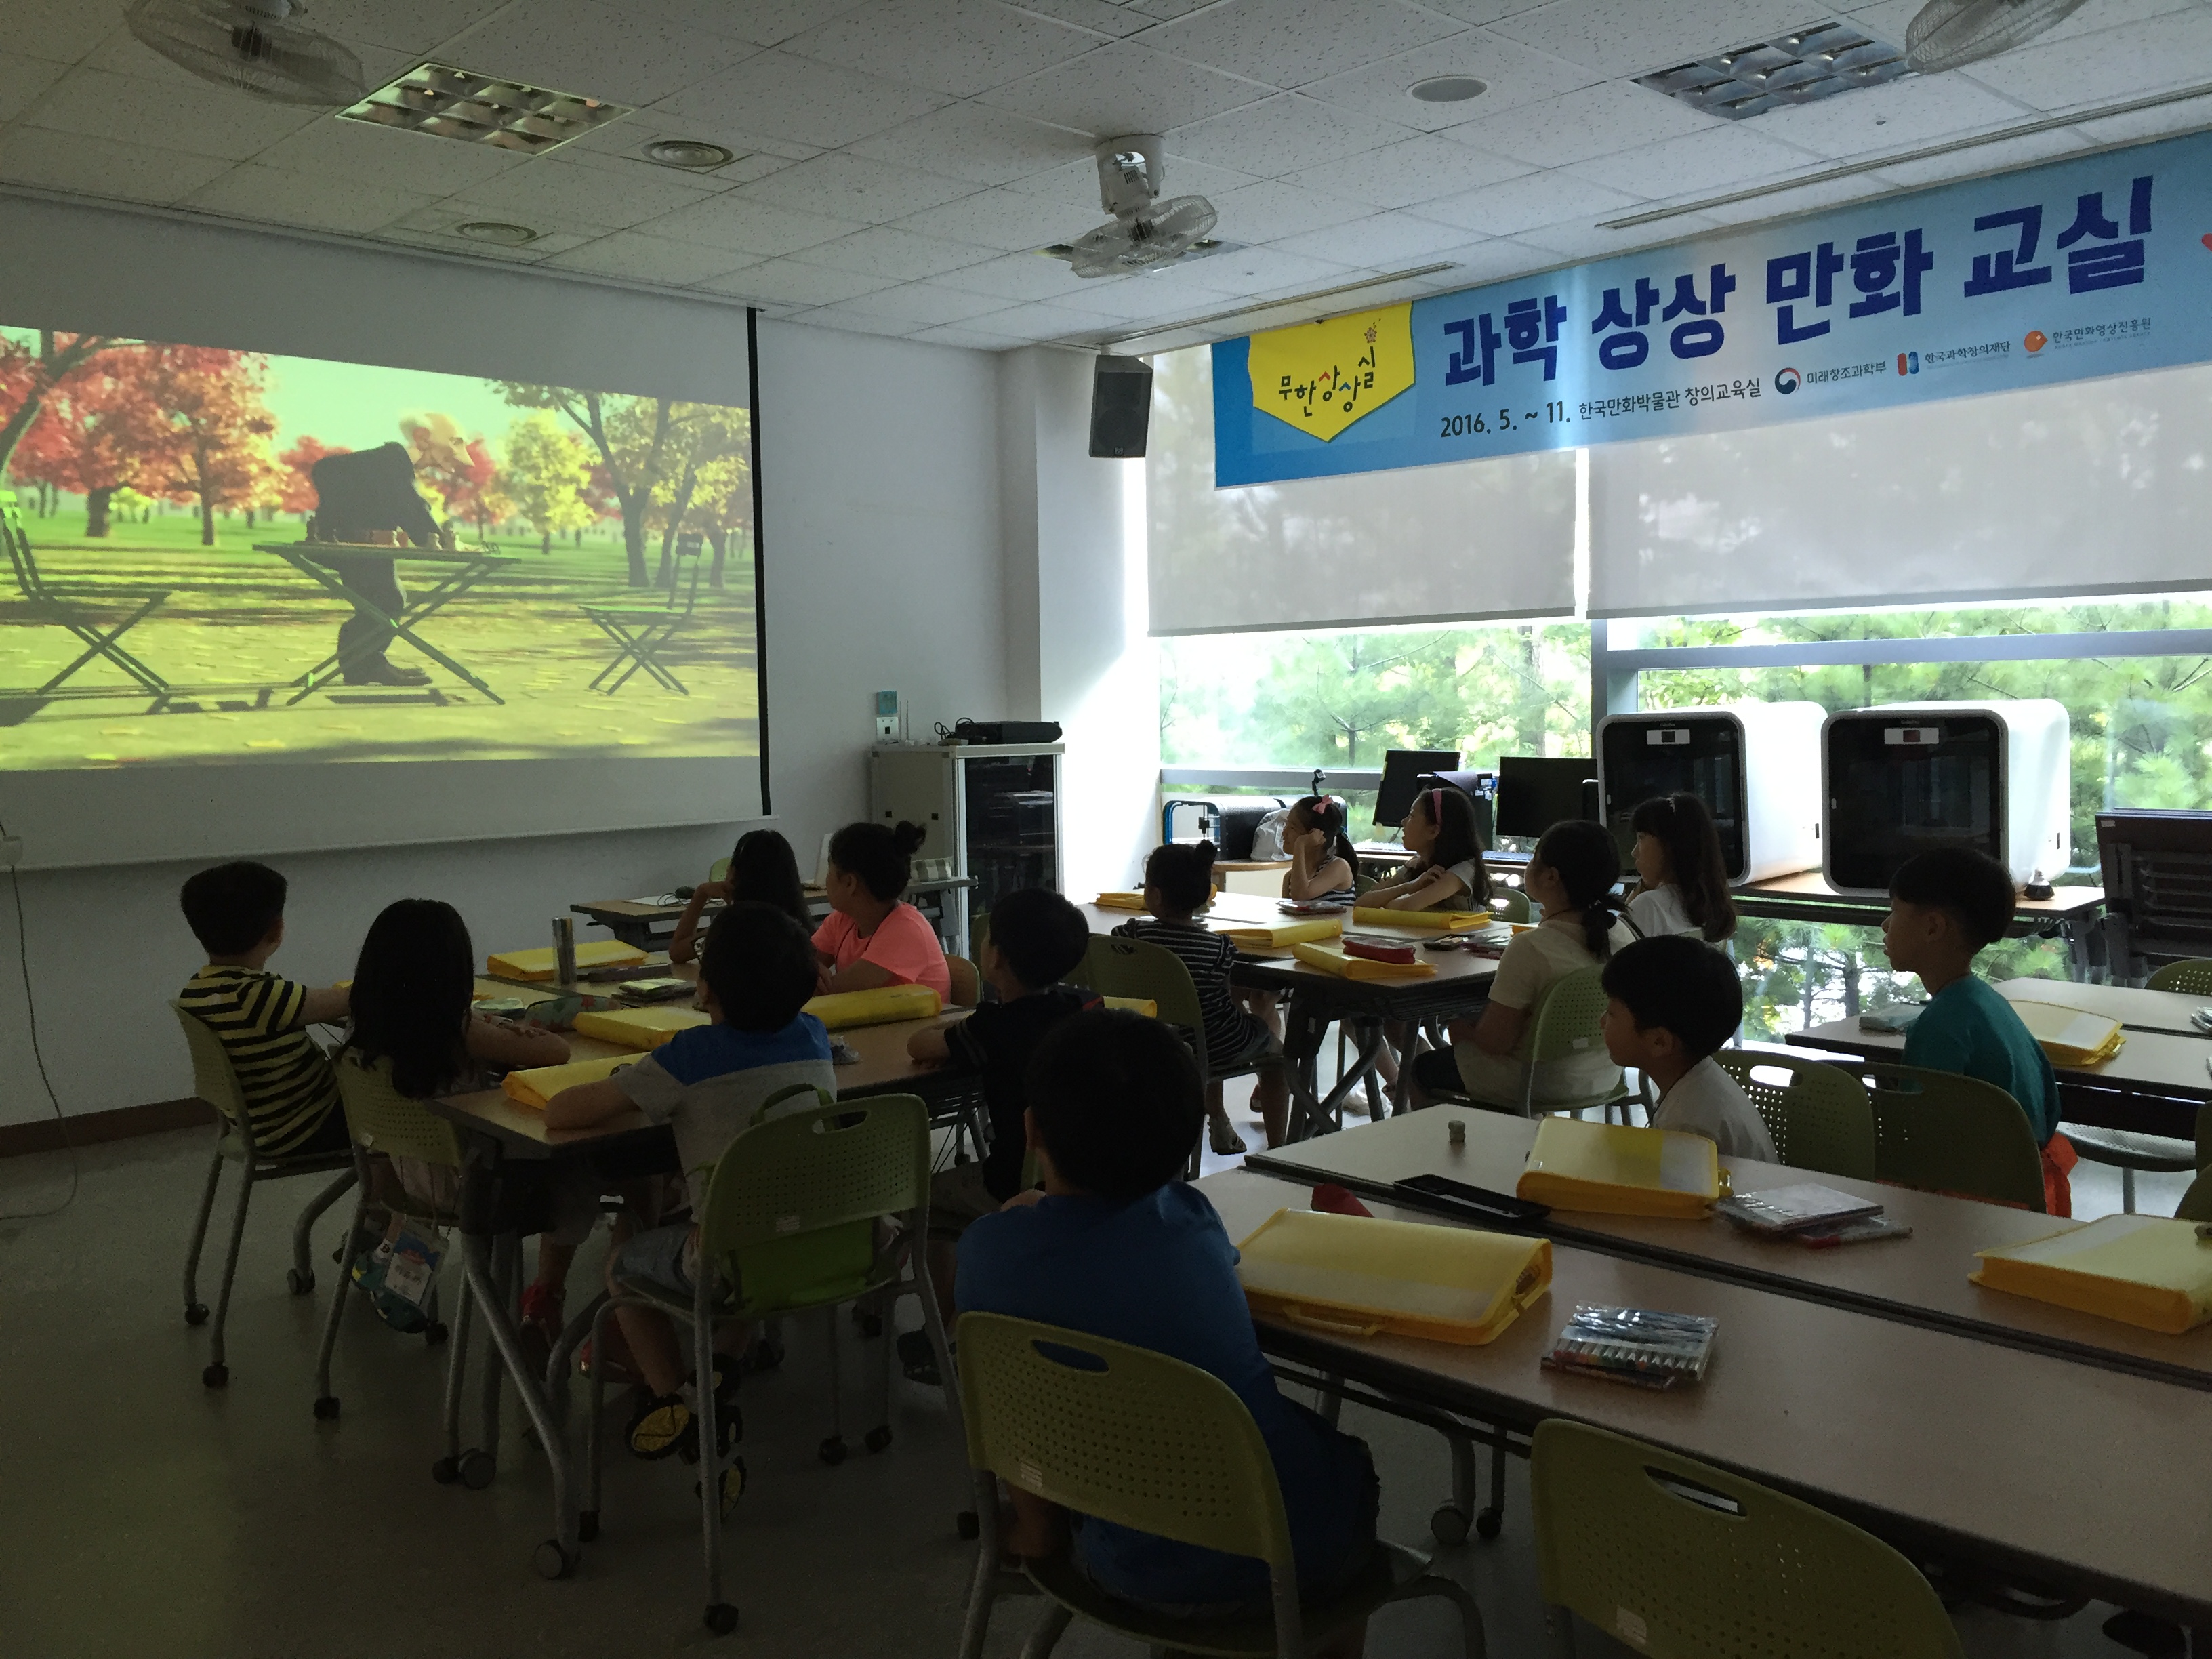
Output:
[
  {"xmin": 1635, "ymin": 22, "xmax": 1908, "ymax": 121},
  {"xmin": 340, "ymin": 62, "xmax": 632, "ymax": 155}
]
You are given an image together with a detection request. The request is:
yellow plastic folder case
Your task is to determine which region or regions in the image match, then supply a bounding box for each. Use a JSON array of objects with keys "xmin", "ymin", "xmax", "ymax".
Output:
[
  {"xmin": 803, "ymin": 983, "xmax": 943, "ymax": 1029},
  {"xmin": 1290, "ymin": 941, "xmax": 1437, "ymax": 981},
  {"xmin": 2008, "ymin": 1000, "xmax": 2127, "ymax": 1066},
  {"xmin": 486, "ymin": 941, "xmax": 646, "ymax": 981},
  {"xmin": 1236, "ymin": 1208, "xmax": 1551, "ymax": 1346},
  {"xmin": 1972, "ymin": 1214, "xmax": 2212, "ymax": 1334},
  {"xmin": 1102, "ymin": 995, "xmax": 1158, "ymax": 1017},
  {"xmin": 1217, "ymin": 917, "xmax": 1344, "ymax": 949},
  {"xmin": 1092, "ymin": 891, "xmax": 1151, "ymax": 911},
  {"xmin": 572, "ymin": 1004, "xmax": 709, "ymax": 1051},
  {"xmin": 1515, "ymin": 1116, "xmax": 1722, "ymax": 1218},
  {"xmin": 501, "ymin": 1052, "xmax": 639, "ymax": 1109},
  {"xmin": 1351, "ymin": 906, "xmax": 1491, "ymax": 933}
]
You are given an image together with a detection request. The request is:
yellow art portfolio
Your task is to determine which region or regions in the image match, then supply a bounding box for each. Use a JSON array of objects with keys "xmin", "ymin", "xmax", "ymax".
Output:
[
  {"xmin": 1290, "ymin": 941, "xmax": 1438, "ymax": 981},
  {"xmin": 2007, "ymin": 1000, "xmax": 2126, "ymax": 1067},
  {"xmin": 1972, "ymin": 1214, "xmax": 2212, "ymax": 1334},
  {"xmin": 1350, "ymin": 906, "xmax": 1491, "ymax": 933},
  {"xmin": 1217, "ymin": 917, "xmax": 1344, "ymax": 949},
  {"xmin": 572, "ymin": 1004, "xmax": 708, "ymax": 1051},
  {"xmin": 1515, "ymin": 1116, "xmax": 1723, "ymax": 1218},
  {"xmin": 485, "ymin": 941, "xmax": 646, "ymax": 981},
  {"xmin": 802, "ymin": 983, "xmax": 943, "ymax": 1029},
  {"xmin": 500, "ymin": 1052, "xmax": 640, "ymax": 1109},
  {"xmin": 1236, "ymin": 1208, "xmax": 1551, "ymax": 1346}
]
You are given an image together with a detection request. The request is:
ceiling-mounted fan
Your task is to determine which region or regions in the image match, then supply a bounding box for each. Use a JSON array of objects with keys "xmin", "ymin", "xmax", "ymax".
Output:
[
  {"xmin": 126, "ymin": 0, "xmax": 366, "ymax": 106},
  {"xmin": 1059, "ymin": 136, "xmax": 1218, "ymax": 279},
  {"xmin": 1904, "ymin": 0, "xmax": 2089, "ymax": 73}
]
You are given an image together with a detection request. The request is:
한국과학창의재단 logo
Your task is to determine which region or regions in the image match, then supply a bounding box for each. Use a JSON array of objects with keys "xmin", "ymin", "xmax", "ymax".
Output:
[{"xmin": 1249, "ymin": 305, "xmax": 1414, "ymax": 441}]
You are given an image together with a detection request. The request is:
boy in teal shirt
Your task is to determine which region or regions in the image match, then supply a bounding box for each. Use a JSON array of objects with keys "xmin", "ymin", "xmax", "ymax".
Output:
[{"xmin": 1881, "ymin": 847, "xmax": 2071, "ymax": 1213}]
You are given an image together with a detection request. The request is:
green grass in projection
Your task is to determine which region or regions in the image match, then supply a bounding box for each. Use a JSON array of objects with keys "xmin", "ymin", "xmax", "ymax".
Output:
[{"xmin": 0, "ymin": 330, "xmax": 756, "ymax": 769}]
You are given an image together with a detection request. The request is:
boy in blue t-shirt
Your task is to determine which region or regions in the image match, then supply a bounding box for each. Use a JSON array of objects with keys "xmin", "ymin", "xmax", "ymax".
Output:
[
  {"xmin": 546, "ymin": 902, "xmax": 835, "ymax": 1458},
  {"xmin": 1880, "ymin": 847, "xmax": 2071, "ymax": 1213},
  {"xmin": 956, "ymin": 1010, "xmax": 1377, "ymax": 1641}
]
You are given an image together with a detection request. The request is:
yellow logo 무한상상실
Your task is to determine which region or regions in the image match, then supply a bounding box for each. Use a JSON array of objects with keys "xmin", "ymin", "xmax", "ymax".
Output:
[{"xmin": 1248, "ymin": 306, "xmax": 1414, "ymax": 442}]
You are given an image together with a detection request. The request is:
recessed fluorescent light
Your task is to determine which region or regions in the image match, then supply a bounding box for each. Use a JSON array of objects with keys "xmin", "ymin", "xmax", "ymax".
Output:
[
  {"xmin": 340, "ymin": 62, "xmax": 632, "ymax": 155},
  {"xmin": 455, "ymin": 220, "xmax": 538, "ymax": 245},
  {"xmin": 1410, "ymin": 75, "xmax": 1487, "ymax": 104},
  {"xmin": 642, "ymin": 138, "xmax": 734, "ymax": 170},
  {"xmin": 1635, "ymin": 22, "xmax": 1906, "ymax": 121}
]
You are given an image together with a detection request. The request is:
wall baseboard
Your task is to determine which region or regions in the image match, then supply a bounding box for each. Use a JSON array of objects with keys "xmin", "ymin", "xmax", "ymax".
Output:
[{"xmin": 0, "ymin": 1097, "xmax": 210, "ymax": 1160}]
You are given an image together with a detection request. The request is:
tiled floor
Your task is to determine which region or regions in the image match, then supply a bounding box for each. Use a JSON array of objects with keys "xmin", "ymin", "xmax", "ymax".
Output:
[{"xmin": 0, "ymin": 1104, "xmax": 2181, "ymax": 1658}]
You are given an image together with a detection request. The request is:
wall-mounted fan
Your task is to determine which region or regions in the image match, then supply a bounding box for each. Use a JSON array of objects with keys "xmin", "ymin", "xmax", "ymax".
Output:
[
  {"xmin": 1904, "ymin": 0, "xmax": 2088, "ymax": 73},
  {"xmin": 1063, "ymin": 136, "xmax": 1218, "ymax": 279},
  {"xmin": 127, "ymin": 0, "xmax": 366, "ymax": 106}
]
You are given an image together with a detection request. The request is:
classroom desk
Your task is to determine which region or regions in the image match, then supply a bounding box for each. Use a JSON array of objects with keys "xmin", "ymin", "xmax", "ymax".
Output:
[
  {"xmin": 1787, "ymin": 1008, "xmax": 2212, "ymax": 1139},
  {"xmin": 571, "ymin": 876, "xmax": 977, "ymax": 954},
  {"xmin": 1732, "ymin": 873, "xmax": 2107, "ymax": 977},
  {"xmin": 1990, "ymin": 975, "xmax": 2212, "ymax": 1037},
  {"xmin": 1078, "ymin": 895, "xmax": 1499, "ymax": 1138},
  {"xmin": 254, "ymin": 540, "xmax": 519, "ymax": 705},
  {"xmin": 1203, "ymin": 1167, "xmax": 2212, "ymax": 1633},
  {"xmin": 1242, "ymin": 1109, "xmax": 2212, "ymax": 1392}
]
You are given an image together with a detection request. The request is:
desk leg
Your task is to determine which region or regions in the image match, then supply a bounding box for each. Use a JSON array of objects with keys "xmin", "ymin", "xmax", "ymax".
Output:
[
  {"xmin": 1294, "ymin": 1019, "xmax": 1386, "ymax": 1141},
  {"xmin": 454, "ymin": 1229, "xmax": 582, "ymax": 1578}
]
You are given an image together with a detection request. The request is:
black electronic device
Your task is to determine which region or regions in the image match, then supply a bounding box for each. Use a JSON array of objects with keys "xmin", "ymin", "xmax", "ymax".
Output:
[
  {"xmin": 1373, "ymin": 747, "xmax": 1462, "ymax": 829},
  {"xmin": 947, "ymin": 718, "xmax": 1063, "ymax": 745},
  {"xmin": 1088, "ymin": 354, "xmax": 1153, "ymax": 458},
  {"xmin": 1422, "ymin": 768, "xmax": 1496, "ymax": 850},
  {"xmin": 1393, "ymin": 1172, "xmax": 1551, "ymax": 1228},
  {"xmin": 2097, "ymin": 809, "xmax": 2212, "ymax": 975},
  {"xmin": 1495, "ymin": 756, "xmax": 1599, "ymax": 839}
]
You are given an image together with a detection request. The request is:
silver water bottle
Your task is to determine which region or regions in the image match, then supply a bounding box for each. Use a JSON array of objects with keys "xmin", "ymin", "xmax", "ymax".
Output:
[{"xmin": 552, "ymin": 916, "xmax": 576, "ymax": 984}]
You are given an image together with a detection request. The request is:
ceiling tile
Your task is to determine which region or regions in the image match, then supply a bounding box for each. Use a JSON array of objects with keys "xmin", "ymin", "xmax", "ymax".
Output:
[
  {"xmin": 2071, "ymin": 95, "xmax": 2212, "ymax": 150},
  {"xmin": 891, "ymin": 186, "xmax": 1082, "ymax": 251},
  {"xmin": 439, "ymin": 0, "xmax": 760, "ymax": 105},
  {"xmin": 908, "ymin": 321, "xmax": 1028, "ymax": 348},
  {"xmin": 1442, "ymin": 77, "xmax": 1724, "ymax": 168},
  {"xmin": 1169, "ymin": 92, "xmax": 1414, "ymax": 176},
  {"xmin": 1507, "ymin": 213, "xmax": 1716, "ymax": 262},
  {"xmin": 1002, "ymin": 0, "xmax": 1158, "ymax": 33},
  {"xmin": 1487, "ymin": 1, "xmax": 1848, "ymax": 79},
  {"xmin": 0, "ymin": 127, "xmax": 230, "ymax": 203},
  {"xmin": 820, "ymin": 279, "xmax": 1015, "ymax": 324},
  {"xmin": 998, "ymin": 149, "xmax": 1259, "ymax": 207},
  {"xmin": 0, "ymin": 49, "xmax": 66, "ymax": 121},
  {"xmin": 927, "ymin": 249, "xmax": 1101, "ymax": 301},
  {"xmin": 1042, "ymin": 272, "xmax": 1218, "ymax": 321},
  {"xmin": 1419, "ymin": 166, "xmax": 1643, "ymax": 234},
  {"xmin": 81, "ymin": 25, "xmax": 415, "ymax": 97},
  {"xmin": 978, "ymin": 40, "xmax": 1275, "ymax": 136},
  {"xmin": 784, "ymin": 0, "xmax": 1102, "ymax": 98},
  {"xmin": 655, "ymin": 49, "xmax": 953, "ymax": 149},
  {"xmin": 1282, "ymin": 131, "xmax": 1533, "ymax": 209},
  {"xmin": 552, "ymin": 142, "xmax": 784, "ymax": 190},
  {"xmin": 1954, "ymin": 5, "xmax": 2212, "ymax": 111},
  {"xmin": 0, "ymin": 0, "xmax": 128, "ymax": 65},
  {"xmin": 1563, "ymin": 122, "xmax": 1818, "ymax": 200},
  {"xmin": 376, "ymin": 228, "xmax": 565, "ymax": 263},
  {"xmin": 252, "ymin": 116, "xmax": 531, "ymax": 196},
  {"xmin": 1867, "ymin": 125, "xmax": 2093, "ymax": 192},
  {"xmin": 389, "ymin": 203, "xmax": 603, "ymax": 246},
  {"xmin": 962, "ymin": 298, "xmax": 1123, "ymax": 340},
  {"xmin": 182, "ymin": 163, "xmax": 436, "ymax": 234},
  {"xmin": 1188, "ymin": 243, "xmax": 1357, "ymax": 296},
  {"xmin": 1418, "ymin": 0, "xmax": 1568, "ymax": 22},
  {"xmin": 697, "ymin": 259, "xmax": 901, "ymax": 304},
  {"xmin": 846, "ymin": 101, "xmax": 1095, "ymax": 186},
  {"xmin": 306, "ymin": 0, "xmax": 511, "ymax": 54},
  {"xmin": 25, "ymin": 66, "xmax": 319, "ymax": 161},
  {"xmin": 1298, "ymin": 30, "xmax": 1605, "ymax": 129},
  {"xmin": 784, "ymin": 305, "xmax": 921, "ymax": 336},
  {"xmin": 449, "ymin": 156, "xmax": 720, "ymax": 231},
  {"xmin": 563, "ymin": 110, "xmax": 818, "ymax": 165},
  {"xmin": 1273, "ymin": 209, "xmax": 1493, "ymax": 266},
  {"xmin": 794, "ymin": 224, "xmax": 997, "ymax": 278},
  {"xmin": 1746, "ymin": 70, "xmax": 2029, "ymax": 162},
  {"xmin": 1147, "ymin": 0, "xmax": 1466, "ymax": 89},
  {"xmin": 644, "ymin": 194, "xmax": 864, "ymax": 255},
  {"xmin": 1409, "ymin": 236, "xmax": 1556, "ymax": 289},
  {"xmin": 1202, "ymin": 178, "xmax": 1371, "ymax": 242},
  {"xmin": 618, "ymin": 0, "xmax": 875, "ymax": 45},
  {"xmin": 544, "ymin": 232, "xmax": 762, "ymax": 284},
  {"xmin": 733, "ymin": 151, "xmax": 981, "ymax": 224},
  {"xmin": 1682, "ymin": 169, "xmax": 1896, "ymax": 227}
]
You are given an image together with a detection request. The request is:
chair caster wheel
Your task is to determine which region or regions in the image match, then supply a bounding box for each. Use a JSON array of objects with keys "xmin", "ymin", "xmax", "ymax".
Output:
[
  {"xmin": 202, "ymin": 1363, "xmax": 228, "ymax": 1389},
  {"xmin": 458, "ymin": 1449, "xmax": 497, "ymax": 1490},
  {"xmin": 863, "ymin": 1425, "xmax": 892, "ymax": 1454},
  {"xmin": 577, "ymin": 1510, "xmax": 600, "ymax": 1544},
  {"xmin": 287, "ymin": 1267, "xmax": 315, "ymax": 1296},
  {"xmin": 313, "ymin": 1395, "xmax": 340, "ymax": 1421},
  {"xmin": 424, "ymin": 1321, "xmax": 449, "ymax": 1347},
  {"xmin": 1430, "ymin": 1504, "xmax": 1471, "ymax": 1547},
  {"xmin": 818, "ymin": 1435, "xmax": 846, "ymax": 1466},
  {"xmin": 956, "ymin": 1511, "xmax": 981, "ymax": 1540},
  {"xmin": 184, "ymin": 1302, "xmax": 209, "ymax": 1327},
  {"xmin": 855, "ymin": 1310, "xmax": 883, "ymax": 1338},
  {"xmin": 703, "ymin": 1603, "xmax": 739, "ymax": 1637},
  {"xmin": 533, "ymin": 1539, "xmax": 575, "ymax": 1580},
  {"xmin": 1475, "ymin": 1507, "xmax": 1502, "ymax": 1541},
  {"xmin": 431, "ymin": 1456, "xmax": 461, "ymax": 1485}
]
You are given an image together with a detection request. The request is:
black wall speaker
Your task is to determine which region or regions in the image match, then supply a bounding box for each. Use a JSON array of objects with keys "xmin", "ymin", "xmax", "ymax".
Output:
[{"xmin": 1089, "ymin": 354, "xmax": 1153, "ymax": 458}]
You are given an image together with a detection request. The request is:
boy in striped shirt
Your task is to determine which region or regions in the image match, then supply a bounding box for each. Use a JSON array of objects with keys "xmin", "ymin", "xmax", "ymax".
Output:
[{"xmin": 178, "ymin": 861, "xmax": 351, "ymax": 1157}]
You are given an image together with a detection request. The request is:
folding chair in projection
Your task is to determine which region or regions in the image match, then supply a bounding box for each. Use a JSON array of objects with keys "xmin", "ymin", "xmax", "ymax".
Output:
[
  {"xmin": 171, "ymin": 1003, "xmax": 356, "ymax": 1389},
  {"xmin": 0, "ymin": 489, "xmax": 170, "ymax": 698},
  {"xmin": 954, "ymin": 1311, "xmax": 1486, "ymax": 1659},
  {"xmin": 580, "ymin": 1090, "xmax": 967, "ymax": 1635},
  {"xmin": 580, "ymin": 531, "xmax": 704, "ymax": 695}
]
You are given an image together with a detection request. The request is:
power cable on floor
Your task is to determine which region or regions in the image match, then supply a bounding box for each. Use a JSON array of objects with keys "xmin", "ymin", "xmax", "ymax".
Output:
[{"xmin": 0, "ymin": 815, "xmax": 77, "ymax": 1221}]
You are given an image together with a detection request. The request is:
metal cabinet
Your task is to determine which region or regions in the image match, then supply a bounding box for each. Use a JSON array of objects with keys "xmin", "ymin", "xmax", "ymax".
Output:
[{"xmin": 868, "ymin": 743, "xmax": 1063, "ymax": 951}]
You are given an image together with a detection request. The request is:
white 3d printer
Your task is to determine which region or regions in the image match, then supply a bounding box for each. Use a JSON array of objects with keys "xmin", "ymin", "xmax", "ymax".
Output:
[{"xmin": 1597, "ymin": 703, "xmax": 1826, "ymax": 884}]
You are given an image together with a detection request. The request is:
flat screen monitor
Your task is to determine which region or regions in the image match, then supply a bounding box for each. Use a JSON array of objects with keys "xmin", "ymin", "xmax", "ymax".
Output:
[
  {"xmin": 1496, "ymin": 756, "xmax": 1599, "ymax": 839},
  {"xmin": 1373, "ymin": 747, "xmax": 1461, "ymax": 828}
]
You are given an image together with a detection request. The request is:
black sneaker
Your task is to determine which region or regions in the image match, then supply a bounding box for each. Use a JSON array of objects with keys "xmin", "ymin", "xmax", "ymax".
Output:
[
  {"xmin": 626, "ymin": 1391, "xmax": 693, "ymax": 1460},
  {"xmin": 897, "ymin": 1329, "xmax": 943, "ymax": 1387}
]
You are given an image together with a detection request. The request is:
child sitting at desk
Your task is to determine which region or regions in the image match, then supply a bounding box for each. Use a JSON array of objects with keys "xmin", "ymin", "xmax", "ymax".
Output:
[
  {"xmin": 1279, "ymin": 794, "xmax": 1360, "ymax": 903},
  {"xmin": 814, "ymin": 820, "xmax": 951, "ymax": 1001},
  {"xmin": 340, "ymin": 899, "xmax": 595, "ymax": 1353},
  {"xmin": 671, "ymin": 827, "xmax": 811, "ymax": 965},
  {"xmin": 1362, "ymin": 785, "xmax": 1490, "ymax": 912},
  {"xmin": 1115, "ymin": 840, "xmax": 1289, "ymax": 1152},
  {"xmin": 1599, "ymin": 935, "xmax": 1775, "ymax": 1160},
  {"xmin": 1412, "ymin": 820, "xmax": 1636, "ymax": 1111},
  {"xmin": 544, "ymin": 903, "xmax": 837, "ymax": 1460},
  {"xmin": 1624, "ymin": 792, "xmax": 1738, "ymax": 943},
  {"xmin": 956, "ymin": 1010, "xmax": 1378, "ymax": 1650},
  {"xmin": 1881, "ymin": 847, "xmax": 2073, "ymax": 1215},
  {"xmin": 177, "ymin": 861, "xmax": 352, "ymax": 1158}
]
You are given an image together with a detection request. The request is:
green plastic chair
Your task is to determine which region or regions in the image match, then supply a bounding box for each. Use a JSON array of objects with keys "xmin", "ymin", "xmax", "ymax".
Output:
[
  {"xmin": 312, "ymin": 1053, "xmax": 462, "ymax": 1422},
  {"xmin": 1487, "ymin": 886, "xmax": 1532, "ymax": 924},
  {"xmin": 1522, "ymin": 964, "xmax": 1629, "ymax": 1120},
  {"xmin": 2146, "ymin": 958, "xmax": 2212, "ymax": 996},
  {"xmin": 1848, "ymin": 1061, "xmax": 2045, "ymax": 1211},
  {"xmin": 953, "ymin": 1311, "xmax": 1486, "ymax": 1659},
  {"xmin": 585, "ymin": 1090, "xmax": 962, "ymax": 1636},
  {"xmin": 2177, "ymin": 1166, "xmax": 2212, "ymax": 1223},
  {"xmin": 171, "ymin": 1002, "xmax": 356, "ymax": 1390},
  {"xmin": 1530, "ymin": 1420, "xmax": 1963, "ymax": 1658},
  {"xmin": 1713, "ymin": 1050, "xmax": 1877, "ymax": 1180},
  {"xmin": 1074, "ymin": 933, "xmax": 1273, "ymax": 1156}
]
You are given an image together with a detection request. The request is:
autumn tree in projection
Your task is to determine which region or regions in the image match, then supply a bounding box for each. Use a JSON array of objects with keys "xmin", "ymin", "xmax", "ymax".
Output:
[
  {"xmin": 0, "ymin": 329, "xmax": 115, "ymax": 487},
  {"xmin": 402, "ymin": 412, "xmax": 508, "ymax": 537},
  {"xmin": 501, "ymin": 412, "xmax": 594, "ymax": 553},
  {"xmin": 277, "ymin": 434, "xmax": 349, "ymax": 516},
  {"xmin": 495, "ymin": 382, "xmax": 682, "ymax": 586},
  {"xmin": 140, "ymin": 346, "xmax": 279, "ymax": 546},
  {"xmin": 30, "ymin": 347, "xmax": 189, "ymax": 536}
]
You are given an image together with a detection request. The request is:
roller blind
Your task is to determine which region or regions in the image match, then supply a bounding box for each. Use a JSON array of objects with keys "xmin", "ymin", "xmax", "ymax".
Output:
[
  {"xmin": 1149, "ymin": 345, "xmax": 1575, "ymax": 637},
  {"xmin": 1587, "ymin": 359, "xmax": 2212, "ymax": 618}
]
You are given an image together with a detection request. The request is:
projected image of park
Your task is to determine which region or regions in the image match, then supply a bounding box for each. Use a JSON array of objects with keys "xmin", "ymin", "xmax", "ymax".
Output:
[{"xmin": 0, "ymin": 327, "xmax": 756, "ymax": 769}]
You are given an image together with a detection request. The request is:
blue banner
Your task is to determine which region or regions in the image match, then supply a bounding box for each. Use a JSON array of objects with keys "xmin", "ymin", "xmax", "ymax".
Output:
[{"xmin": 1213, "ymin": 129, "xmax": 2203, "ymax": 487}]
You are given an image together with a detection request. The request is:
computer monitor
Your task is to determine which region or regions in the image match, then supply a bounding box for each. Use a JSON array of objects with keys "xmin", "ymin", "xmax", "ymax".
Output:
[
  {"xmin": 1373, "ymin": 748, "xmax": 1462, "ymax": 829},
  {"xmin": 1496, "ymin": 756, "xmax": 1599, "ymax": 839}
]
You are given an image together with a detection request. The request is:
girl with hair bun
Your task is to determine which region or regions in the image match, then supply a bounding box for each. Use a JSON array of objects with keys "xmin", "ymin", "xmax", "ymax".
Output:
[{"xmin": 814, "ymin": 819, "xmax": 951, "ymax": 999}]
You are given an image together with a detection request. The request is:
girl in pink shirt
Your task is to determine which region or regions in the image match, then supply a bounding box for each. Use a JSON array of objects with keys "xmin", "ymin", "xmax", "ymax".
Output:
[{"xmin": 813, "ymin": 819, "xmax": 952, "ymax": 1000}]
